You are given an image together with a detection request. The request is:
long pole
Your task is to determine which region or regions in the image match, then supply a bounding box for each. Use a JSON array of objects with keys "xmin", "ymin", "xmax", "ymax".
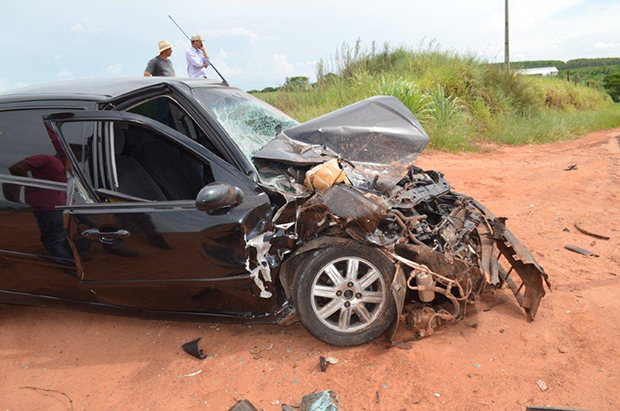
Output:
[
  {"xmin": 168, "ymin": 15, "xmax": 229, "ymax": 86},
  {"xmin": 505, "ymin": 0, "xmax": 510, "ymax": 69}
]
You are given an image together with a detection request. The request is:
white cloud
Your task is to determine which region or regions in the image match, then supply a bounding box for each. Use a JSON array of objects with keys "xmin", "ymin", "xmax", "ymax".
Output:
[
  {"xmin": 47, "ymin": 53, "xmax": 62, "ymax": 65},
  {"xmin": 14, "ymin": 82, "xmax": 29, "ymax": 89},
  {"xmin": 272, "ymin": 54, "xmax": 296, "ymax": 76},
  {"xmin": 593, "ymin": 42, "xmax": 620, "ymax": 50},
  {"xmin": 70, "ymin": 23, "xmax": 84, "ymax": 32},
  {"xmin": 58, "ymin": 69, "xmax": 74, "ymax": 80},
  {"xmin": 209, "ymin": 49, "xmax": 243, "ymax": 77},
  {"xmin": 104, "ymin": 63, "xmax": 123, "ymax": 75},
  {"xmin": 70, "ymin": 16, "xmax": 100, "ymax": 35}
]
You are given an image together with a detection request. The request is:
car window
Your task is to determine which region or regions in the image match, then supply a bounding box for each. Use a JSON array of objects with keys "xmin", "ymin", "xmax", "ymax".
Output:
[
  {"xmin": 192, "ymin": 88, "xmax": 299, "ymax": 161},
  {"xmin": 127, "ymin": 96, "xmax": 227, "ymax": 161},
  {"xmin": 104, "ymin": 121, "xmax": 214, "ymax": 202},
  {"xmin": 0, "ymin": 108, "xmax": 90, "ymax": 184}
]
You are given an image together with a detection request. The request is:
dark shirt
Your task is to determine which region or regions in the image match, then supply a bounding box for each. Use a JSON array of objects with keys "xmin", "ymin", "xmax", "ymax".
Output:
[
  {"xmin": 23, "ymin": 155, "xmax": 67, "ymax": 212},
  {"xmin": 145, "ymin": 56, "xmax": 175, "ymax": 77}
]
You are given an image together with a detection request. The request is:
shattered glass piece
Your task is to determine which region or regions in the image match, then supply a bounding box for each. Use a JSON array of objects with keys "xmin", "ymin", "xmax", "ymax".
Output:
[
  {"xmin": 193, "ymin": 88, "xmax": 298, "ymax": 160},
  {"xmin": 300, "ymin": 390, "xmax": 339, "ymax": 411}
]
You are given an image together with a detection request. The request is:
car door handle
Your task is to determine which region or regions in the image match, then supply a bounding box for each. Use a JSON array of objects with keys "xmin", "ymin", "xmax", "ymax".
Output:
[{"xmin": 82, "ymin": 228, "xmax": 130, "ymax": 240}]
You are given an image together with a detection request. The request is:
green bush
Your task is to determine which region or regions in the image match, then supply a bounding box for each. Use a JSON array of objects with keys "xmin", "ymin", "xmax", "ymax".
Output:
[{"xmin": 255, "ymin": 43, "xmax": 620, "ymax": 151}]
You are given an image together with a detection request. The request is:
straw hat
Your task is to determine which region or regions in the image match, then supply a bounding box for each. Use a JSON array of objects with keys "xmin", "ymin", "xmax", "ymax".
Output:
[
  {"xmin": 158, "ymin": 40, "xmax": 173, "ymax": 53},
  {"xmin": 190, "ymin": 35, "xmax": 204, "ymax": 42}
]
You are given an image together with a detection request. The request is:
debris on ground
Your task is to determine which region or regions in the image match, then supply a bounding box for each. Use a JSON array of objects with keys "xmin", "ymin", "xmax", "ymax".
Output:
[
  {"xmin": 184, "ymin": 370, "xmax": 202, "ymax": 377},
  {"xmin": 318, "ymin": 356, "xmax": 339, "ymax": 371},
  {"xmin": 249, "ymin": 343, "xmax": 273, "ymax": 360},
  {"xmin": 393, "ymin": 341, "xmax": 413, "ymax": 350},
  {"xmin": 319, "ymin": 356, "xmax": 329, "ymax": 372},
  {"xmin": 325, "ymin": 357, "xmax": 339, "ymax": 365},
  {"xmin": 574, "ymin": 222, "xmax": 610, "ymax": 241},
  {"xmin": 228, "ymin": 399, "xmax": 258, "ymax": 411},
  {"xmin": 564, "ymin": 164, "xmax": 579, "ymax": 171},
  {"xmin": 526, "ymin": 406, "xmax": 586, "ymax": 411},
  {"xmin": 181, "ymin": 338, "xmax": 207, "ymax": 360},
  {"xmin": 564, "ymin": 245, "xmax": 599, "ymax": 257},
  {"xmin": 536, "ymin": 380, "xmax": 549, "ymax": 392},
  {"xmin": 300, "ymin": 391, "xmax": 339, "ymax": 411}
]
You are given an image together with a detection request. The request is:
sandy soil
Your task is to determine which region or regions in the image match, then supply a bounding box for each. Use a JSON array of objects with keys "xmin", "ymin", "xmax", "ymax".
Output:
[{"xmin": 1, "ymin": 128, "xmax": 619, "ymax": 411}]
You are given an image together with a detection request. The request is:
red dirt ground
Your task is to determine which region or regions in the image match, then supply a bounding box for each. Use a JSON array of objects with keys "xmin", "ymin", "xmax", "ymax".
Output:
[{"xmin": 1, "ymin": 128, "xmax": 619, "ymax": 411}]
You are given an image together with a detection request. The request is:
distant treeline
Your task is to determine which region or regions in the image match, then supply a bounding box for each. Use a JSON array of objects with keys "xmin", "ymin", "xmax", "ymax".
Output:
[{"xmin": 512, "ymin": 58, "xmax": 620, "ymax": 70}]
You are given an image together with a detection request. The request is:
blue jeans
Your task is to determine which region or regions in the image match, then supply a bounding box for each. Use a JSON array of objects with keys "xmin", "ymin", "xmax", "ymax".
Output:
[{"xmin": 33, "ymin": 210, "xmax": 74, "ymax": 260}]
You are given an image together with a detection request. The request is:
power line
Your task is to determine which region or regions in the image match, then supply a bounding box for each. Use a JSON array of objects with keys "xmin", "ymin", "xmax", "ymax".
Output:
[
  {"xmin": 516, "ymin": 0, "xmax": 574, "ymax": 56},
  {"xmin": 542, "ymin": 0, "xmax": 578, "ymax": 48},
  {"xmin": 521, "ymin": 0, "xmax": 575, "ymax": 55},
  {"xmin": 534, "ymin": 0, "xmax": 582, "ymax": 55}
]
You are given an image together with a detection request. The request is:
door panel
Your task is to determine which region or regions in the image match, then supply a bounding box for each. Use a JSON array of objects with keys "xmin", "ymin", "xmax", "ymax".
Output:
[
  {"xmin": 47, "ymin": 111, "xmax": 277, "ymax": 314},
  {"xmin": 67, "ymin": 201, "xmax": 273, "ymax": 312}
]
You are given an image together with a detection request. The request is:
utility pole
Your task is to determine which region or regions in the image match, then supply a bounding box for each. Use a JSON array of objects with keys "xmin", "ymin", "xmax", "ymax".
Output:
[{"xmin": 505, "ymin": 0, "xmax": 510, "ymax": 69}]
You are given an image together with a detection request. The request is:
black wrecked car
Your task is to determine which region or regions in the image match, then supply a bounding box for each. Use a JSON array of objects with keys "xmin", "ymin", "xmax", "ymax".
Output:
[{"xmin": 0, "ymin": 78, "xmax": 549, "ymax": 346}]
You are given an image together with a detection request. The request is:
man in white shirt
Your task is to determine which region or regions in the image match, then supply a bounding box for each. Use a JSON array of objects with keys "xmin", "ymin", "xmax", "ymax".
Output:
[{"xmin": 186, "ymin": 35, "xmax": 210, "ymax": 78}]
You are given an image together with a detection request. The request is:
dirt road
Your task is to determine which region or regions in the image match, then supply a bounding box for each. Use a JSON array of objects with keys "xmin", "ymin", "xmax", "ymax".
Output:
[{"xmin": 1, "ymin": 128, "xmax": 619, "ymax": 411}]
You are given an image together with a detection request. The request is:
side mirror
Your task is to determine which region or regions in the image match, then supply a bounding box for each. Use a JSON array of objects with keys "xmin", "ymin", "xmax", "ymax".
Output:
[{"xmin": 196, "ymin": 183, "xmax": 244, "ymax": 212}]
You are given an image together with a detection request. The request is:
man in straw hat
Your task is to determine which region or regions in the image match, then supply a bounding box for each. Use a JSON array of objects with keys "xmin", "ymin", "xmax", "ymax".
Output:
[
  {"xmin": 143, "ymin": 40, "xmax": 175, "ymax": 77},
  {"xmin": 185, "ymin": 35, "xmax": 210, "ymax": 78}
]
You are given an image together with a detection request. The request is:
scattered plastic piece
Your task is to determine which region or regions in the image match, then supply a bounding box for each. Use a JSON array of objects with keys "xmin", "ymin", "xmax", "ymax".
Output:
[
  {"xmin": 182, "ymin": 337, "xmax": 207, "ymax": 360},
  {"xmin": 228, "ymin": 400, "xmax": 258, "ymax": 411},
  {"xmin": 185, "ymin": 370, "xmax": 202, "ymax": 377},
  {"xmin": 325, "ymin": 357, "xmax": 339, "ymax": 365},
  {"xmin": 564, "ymin": 245, "xmax": 599, "ymax": 257},
  {"xmin": 319, "ymin": 356, "xmax": 328, "ymax": 372},
  {"xmin": 536, "ymin": 380, "xmax": 549, "ymax": 391},
  {"xmin": 574, "ymin": 223, "xmax": 610, "ymax": 241}
]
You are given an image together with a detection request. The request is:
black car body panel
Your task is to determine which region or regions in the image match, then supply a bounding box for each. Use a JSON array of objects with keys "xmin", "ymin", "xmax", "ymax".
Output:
[{"xmin": 0, "ymin": 78, "xmax": 548, "ymax": 339}]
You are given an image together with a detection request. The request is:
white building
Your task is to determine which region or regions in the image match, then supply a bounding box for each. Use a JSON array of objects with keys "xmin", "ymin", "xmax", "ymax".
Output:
[{"xmin": 515, "ymin": 67, "xmax": 560, "ymax": 77}]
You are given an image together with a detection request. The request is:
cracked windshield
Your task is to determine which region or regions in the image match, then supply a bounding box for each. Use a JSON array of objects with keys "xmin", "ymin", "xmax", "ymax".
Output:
[{"xmin": 193, "ymin": 88, "xmax": 298, "ymax": 160}]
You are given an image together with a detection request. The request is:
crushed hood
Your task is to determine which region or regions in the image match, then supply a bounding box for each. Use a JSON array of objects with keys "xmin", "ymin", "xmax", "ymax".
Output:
[{"xmin": 253, "ymin": 96, "xmax": 430, "ymax": 191}]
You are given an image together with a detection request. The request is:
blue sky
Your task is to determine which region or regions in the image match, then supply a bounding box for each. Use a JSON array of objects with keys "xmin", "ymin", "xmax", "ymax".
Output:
[{"xmin": 0, "ymin": 0, "xmax": 619, "ymax": 92}]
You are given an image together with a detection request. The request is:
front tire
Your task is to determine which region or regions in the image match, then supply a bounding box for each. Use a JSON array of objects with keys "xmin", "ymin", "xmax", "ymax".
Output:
[{"xmin": 293, "ymin": 245, "xmax": 396, "ymax": 346}]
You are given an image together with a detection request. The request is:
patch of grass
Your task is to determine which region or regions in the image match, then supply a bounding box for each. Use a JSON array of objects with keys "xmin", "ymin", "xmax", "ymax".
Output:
[
  {"xmin": 255, "ymin": 43, "xmax": 620, "ymax": 151},
  {"xmin": 488, "ymin": 103, "xmax": 620, "ymax": 146}
]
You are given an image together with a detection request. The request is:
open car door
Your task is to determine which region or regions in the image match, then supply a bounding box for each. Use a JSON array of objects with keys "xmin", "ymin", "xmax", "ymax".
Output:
[{"xmin": 44, "ymin": 111, "xmax": 278, "ymax": 317}]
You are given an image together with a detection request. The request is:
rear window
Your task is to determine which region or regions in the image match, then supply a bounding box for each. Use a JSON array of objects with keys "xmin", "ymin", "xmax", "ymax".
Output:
[{"xmin": 0, "ymin": 108, "xmax": 89, "ymax": 177}]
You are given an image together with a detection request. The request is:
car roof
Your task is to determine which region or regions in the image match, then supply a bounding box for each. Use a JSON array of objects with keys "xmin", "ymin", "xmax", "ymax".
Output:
[{"xmin": 0, "ymin": 77, "xmax": 228, "ymax": 104}]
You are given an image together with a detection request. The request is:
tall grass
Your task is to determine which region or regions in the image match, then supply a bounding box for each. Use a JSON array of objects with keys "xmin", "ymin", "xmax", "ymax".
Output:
[{"xmin": 256, "ymin": 42, "xmax": 620, "ymax": 151}]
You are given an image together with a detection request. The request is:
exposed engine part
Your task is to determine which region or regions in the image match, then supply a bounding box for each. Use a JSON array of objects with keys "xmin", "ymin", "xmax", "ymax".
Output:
[{"xmin": 415, "ymin": 272, "xmax": 435, "ymax": 302}]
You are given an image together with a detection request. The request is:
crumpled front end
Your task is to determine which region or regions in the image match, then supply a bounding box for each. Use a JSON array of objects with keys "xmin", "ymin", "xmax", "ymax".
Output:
[{"xmin": 251, "ymin": 95, "xmax": 550, "ymax": 341}]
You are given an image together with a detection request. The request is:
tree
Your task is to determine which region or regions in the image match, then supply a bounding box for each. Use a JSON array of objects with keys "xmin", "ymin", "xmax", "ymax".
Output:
[
  {"xmin": 603, "ymin": 73, "xmax": 620, "ymax": 102},
  {"xmin": 283, "ymin": 76, "xmax": 310, "ymax": 90},
  {"xmin": 260, "ymin": 86, "xmax": 280, "ymax": 93}
]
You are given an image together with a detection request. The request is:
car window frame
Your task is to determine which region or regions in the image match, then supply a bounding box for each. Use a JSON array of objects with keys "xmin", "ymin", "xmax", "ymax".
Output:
[
  {"xmin": 44, "ymin": 110, "xmax": 259, "ymax": 208},
  {"xmin": 107, "ymin": 85, "xmax": 251, "ymax": 175}
]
